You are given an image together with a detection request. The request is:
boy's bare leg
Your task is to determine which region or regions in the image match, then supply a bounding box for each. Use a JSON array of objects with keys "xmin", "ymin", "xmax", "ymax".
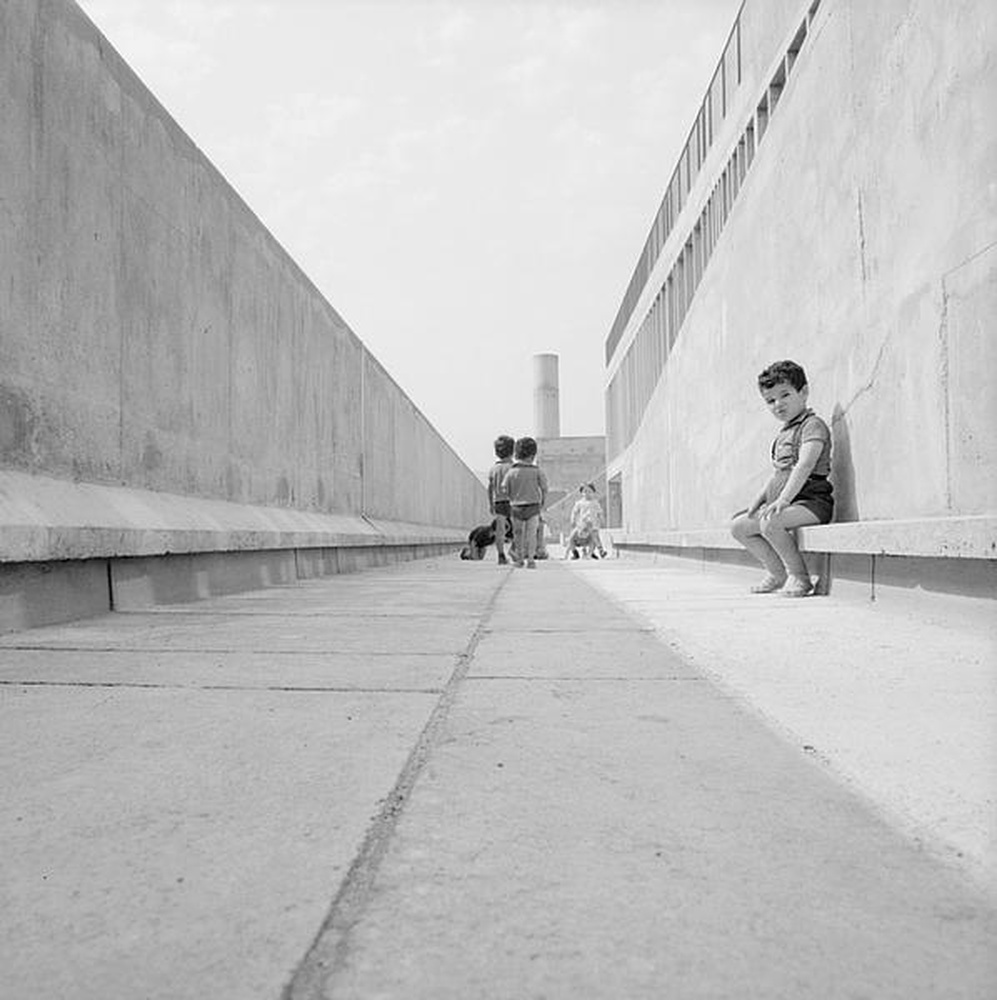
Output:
[
  {"xmin": 759, "ymin": 505, "xmax": 821, "ymax": 581},
  {"xmin": 510, "ymin": 517, "xmax": 525, "ymax": 565},
  {"xmin": 494, "ymin": 514, "xmax": 508, "ymax": 562},
  {"xmin": 535, "ymin": 519, "xmax": 547, "ymax": 558},
  {"xmin": 731, "ymin": 513, "xmax": 787, "ymax": 584},
  {"xmin": 524, "ymin": 514, "xmax": 539, "ymax": 563}
]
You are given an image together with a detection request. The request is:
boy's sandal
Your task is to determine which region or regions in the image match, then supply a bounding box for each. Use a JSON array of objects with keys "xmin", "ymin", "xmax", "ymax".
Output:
[
  {"xmin": 750, "ymin": 575, "xmax": 786, "ymax": 594},
  {"xmin": 782, "ymin": 577, "xmax": 815, "ymax": 598}
]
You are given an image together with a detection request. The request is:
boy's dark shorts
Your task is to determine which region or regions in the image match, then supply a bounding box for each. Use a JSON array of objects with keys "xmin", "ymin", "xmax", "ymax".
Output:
[
  {"xmin": 493, "ymin": 500, "xmax": 511, "ymax": 519},
  {"xmin": 511, "ymin": 503, "xmax": 541, "ymax": 521},
  {"xmin": 796, "ymin": 476, "xmax": 834, "ymax": 524}
]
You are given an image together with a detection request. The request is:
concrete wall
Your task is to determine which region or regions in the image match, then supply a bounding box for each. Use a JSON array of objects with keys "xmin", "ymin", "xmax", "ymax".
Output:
[
  {"xmin": 0, "ymin": 0, "xmax": 486, "ymax": 551},
  {"xmin": 606, "ymin": 0, "xmax": 996, "ymax": 535},
  {"xmin": 536, "ymin": 437, "xmax": 606, "ymax": 498}
]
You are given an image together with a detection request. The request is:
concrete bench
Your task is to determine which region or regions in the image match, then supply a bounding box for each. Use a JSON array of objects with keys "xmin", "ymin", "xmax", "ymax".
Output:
[
  {"xmin": 606, "ymin": 516, "xmax": 996, "ymax": 560},
  {"xmin": 604, "ymin": 515, "xmax": 997, "ymax": 601}
]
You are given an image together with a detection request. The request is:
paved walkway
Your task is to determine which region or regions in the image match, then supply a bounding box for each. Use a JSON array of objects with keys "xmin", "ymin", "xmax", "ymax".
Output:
[
  {"xmin": 572, "ymin": 553, "xmax": 997, "ymax": 883},
  {"xmin": 0, "ymin": 555, "xmax": 994, "ymax": 999}
]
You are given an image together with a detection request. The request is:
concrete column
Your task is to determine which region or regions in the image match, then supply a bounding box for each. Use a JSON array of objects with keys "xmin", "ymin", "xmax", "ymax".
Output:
[{"xmin": 533, "ymin": 354, "xmax": 560, "ymax": 439}]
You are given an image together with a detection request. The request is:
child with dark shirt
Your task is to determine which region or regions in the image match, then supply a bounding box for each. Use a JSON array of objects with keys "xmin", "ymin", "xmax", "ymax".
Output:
[
  {"xmin": 487, "ymin": 434, "xmax": 515, "ymax": 565},
  {"xmin": 730, "ymin": 360, "xmax": 833, "ymax": 597}
]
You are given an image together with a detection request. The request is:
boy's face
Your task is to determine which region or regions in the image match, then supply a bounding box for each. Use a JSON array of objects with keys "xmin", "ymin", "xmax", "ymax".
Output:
[{"xmin": 760, "ymin": 380, "xmax": 808, "ymax": 424}]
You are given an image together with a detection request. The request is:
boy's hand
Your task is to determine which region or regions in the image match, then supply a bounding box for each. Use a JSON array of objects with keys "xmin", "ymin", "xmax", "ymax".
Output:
[{"xmin": 762, "ymin": 497, "xmax": 790, "ymax": 519}]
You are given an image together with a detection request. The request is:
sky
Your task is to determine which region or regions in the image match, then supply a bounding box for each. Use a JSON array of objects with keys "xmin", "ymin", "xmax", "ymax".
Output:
[{"xmin": 75, "ymin": 0, "xmax": 739, "ymax": 477}]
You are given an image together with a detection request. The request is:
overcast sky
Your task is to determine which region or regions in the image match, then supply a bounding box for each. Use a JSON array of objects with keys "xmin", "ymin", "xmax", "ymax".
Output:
[{"xmin": 76, "ymin": 0, "xmax": 739, "ymax": 476}]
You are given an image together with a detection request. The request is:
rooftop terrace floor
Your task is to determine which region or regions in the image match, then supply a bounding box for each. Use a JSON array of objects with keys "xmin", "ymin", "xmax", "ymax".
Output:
[{"xmin": 1, "ymin": 553, "xmax": 994, "ymax": 999}]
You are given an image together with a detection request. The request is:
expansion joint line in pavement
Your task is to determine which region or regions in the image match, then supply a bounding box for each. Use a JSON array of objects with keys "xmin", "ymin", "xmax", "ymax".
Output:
[
  {"xmin": 0, "ymin": 680, "xmax": 444, "ymax": 694},
  {"xmin": 0, "ymin": 646, "xmax": 449, "ymax": 656},
  {"xmin": 281, "ymin": 570, "xmax": 513, "ymax": 1000},
  {"xmin": 469, "ymin": 674, "xmax": 705, "ymax": 683},
  {"xmin": 113, "ymin": 609, "xmax": 471, "ymax": 620}
]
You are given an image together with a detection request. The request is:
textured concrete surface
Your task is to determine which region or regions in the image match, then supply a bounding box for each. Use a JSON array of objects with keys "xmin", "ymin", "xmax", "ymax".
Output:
[
  {"xmin": 1, "ymin": 555, "xmax": 994, "ymax": 999},
  {"xmin": 574, "ymin": 552, "xmax": 997, "ymax": 885},
  {"xmin": 0, "ymin": 1, "xmax": 484, "ymax": 534},
  {"xmin": 0, "ymin": 560, "xmax": 499, "ymax": 1000},
  {"xmin": 606, "ymin": 0, "xmax": 997, "ymax": 529}
]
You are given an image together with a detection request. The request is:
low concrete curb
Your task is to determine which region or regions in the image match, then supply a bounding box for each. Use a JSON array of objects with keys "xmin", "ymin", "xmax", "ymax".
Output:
[{"xmin": 0, "ymin": 470, "xmax": 470, "ymax": 631}]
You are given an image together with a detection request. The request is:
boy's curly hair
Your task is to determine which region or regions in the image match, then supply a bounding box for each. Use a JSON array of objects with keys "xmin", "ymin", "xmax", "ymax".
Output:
[
  {"xmin": 493, "ymin": 435, "xmax": 515, "ymax": 459},
  {"xmin": 513, "ymin": 436, "xmax": 537, "ymax": 461},
  {"xmin": 758, "ymin": 360, "xmax": 807, "ymax": 392}
]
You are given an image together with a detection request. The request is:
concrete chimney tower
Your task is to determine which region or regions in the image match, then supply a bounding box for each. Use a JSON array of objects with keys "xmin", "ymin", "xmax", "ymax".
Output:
[{"xmin": 533, "ymin": 353, "xmax": 560, "ymax": 438}]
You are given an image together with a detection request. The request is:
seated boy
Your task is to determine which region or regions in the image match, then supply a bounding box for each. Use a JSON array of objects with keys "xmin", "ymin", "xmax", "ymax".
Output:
[{"xmin": 730, "ymin": 359, "xmax": 834, "ymax": 597}]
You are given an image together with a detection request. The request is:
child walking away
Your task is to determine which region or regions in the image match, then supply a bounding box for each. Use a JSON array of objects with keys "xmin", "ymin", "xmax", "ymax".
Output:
[
  {"xmin": 502, "ymin": 436, "xmax": 548, "ymax": 569},
  {"xmin": 730, "ymin": 360, "xmax": 834, "ymax": 597},
  {"xmin": 487, "ymin": 434, "xmax": 515, "ymax": 565}
]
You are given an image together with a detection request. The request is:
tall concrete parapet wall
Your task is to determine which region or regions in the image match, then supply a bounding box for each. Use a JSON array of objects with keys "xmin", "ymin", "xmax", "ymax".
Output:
[
  {"xmin": 605, "ymin": 0, "xmax": 996, "ymax": 546},
  {"xmin": 0, "ymin": 1, "xmax": 485, "ymax": 575}
]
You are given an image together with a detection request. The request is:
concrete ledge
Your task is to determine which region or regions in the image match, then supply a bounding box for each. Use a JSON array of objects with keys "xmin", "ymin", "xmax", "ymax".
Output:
[
  {"xmin": 605, "ymin": 517, "xmax": 997, "ymax": 603},
  {"xmin": 0, "ymin": 470, "xmax": 466, "ymax": 562},
  {"xmin": 799, "ymin": 516, "xmax": 997, "ymax": 558},
  {"xmin": 0, "ymin": 540, "xmax": 461, "ymax": 632},
  {"xmin": 0, "ymin": 470, "xmax": 468, "ymax": 631},
  {"xmin": 107, "ymin": 542, "xmax": 455, "ymax": 612},
  {"xmin": 606, "ymin": 515, "xmax": 997, "ymax": 560}
]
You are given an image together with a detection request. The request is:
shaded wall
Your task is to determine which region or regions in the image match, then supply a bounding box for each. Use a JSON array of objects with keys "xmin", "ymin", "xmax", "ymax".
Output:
[
  {"xmin": 606, "ymin": 0, "xmax": 996, "ymax": 532},
  {"xmin": 0, "ymin": 0, "xmax": 485, "ymax": 536}
]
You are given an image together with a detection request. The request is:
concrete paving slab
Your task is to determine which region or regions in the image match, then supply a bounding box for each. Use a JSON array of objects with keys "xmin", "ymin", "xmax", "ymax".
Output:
[
  {"xmin": 0, "ymin": 649, "xmax": 455, "ymax": 691},
  {"xmin": 298, "ymin": 637, "xmax": 997, "ymax": 999},
  {"xmin": 0, "ymin": 684, "xmax": 440, "ymax": 1000},
  {"xmin": 486, "ymin": 609, "xmax": 646, "ymax": 631},
  {"xmin": 570, "ymin": 555, "xmax": 997, "ymax": 885},
  {"xmin": 131, "ymin": 603, "xmax": 481, "ymax": 619},
  {"xmin": 287, "ymin": 562, "xmax": 996, "ymax": 1000},
  {"xmin": 165, "ymin": 580, "xmax": 495, "ymax": 617},
  {"xmin": 484, "ymin": 575, "xmax": 616, "ymax": 615},
  {"xmin": 0, "ymin": 611, "xmax": 475, "ymax": 654},
  {"xmin": 470, "ymin": 629, "xmax": 701, "ymax": 680}
]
